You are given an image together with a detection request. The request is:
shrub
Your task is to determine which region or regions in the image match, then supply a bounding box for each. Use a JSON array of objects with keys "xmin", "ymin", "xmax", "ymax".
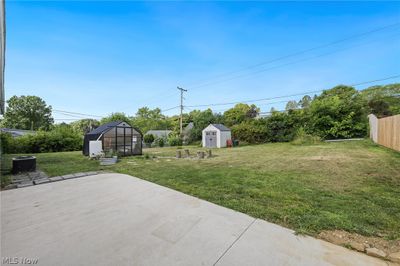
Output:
[
  {"xmin": 2, "ymin": 128, "xmax": 82, "ymax": 154},
  {"xmin": 154, "ymin": 137, "xmax": 165, "ymax": 147},
  {"xmin": 168, "ymin": 135, "xmax": 182, "ymax": 146},
  {"xmin": 264, "ymin": 112, "xmax": 300, "ymax": 142},
  {"xmin": 0, "ymin": 132, "xmax": 13, "ymax": 154},
  {"xmin": 231, "ymin": 120, "xmax": 268, "ymax": 144},
  {"xmin": 291, "ymin": 127, "xmax": 321, "ymax": 145},
  {"xmin": 143, "ymin": 134, "xmax": 155, "ymax": 144}
]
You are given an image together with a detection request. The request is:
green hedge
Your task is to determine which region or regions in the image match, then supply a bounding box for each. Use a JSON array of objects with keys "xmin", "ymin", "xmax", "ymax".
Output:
[{"xmin": 1, "ymin": 129, "xmax": 82, "ymax": 154}]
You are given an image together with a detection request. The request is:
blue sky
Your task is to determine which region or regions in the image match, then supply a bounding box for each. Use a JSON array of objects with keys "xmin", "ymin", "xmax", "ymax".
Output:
[{"xmin": 5, "ymin": 1, "xmax": 400, "ymax": 121}]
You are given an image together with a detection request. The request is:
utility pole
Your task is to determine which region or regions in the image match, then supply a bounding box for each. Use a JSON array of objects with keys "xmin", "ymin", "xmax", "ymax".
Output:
[{"xmin": 177, "ymin": 86, "xmax": 187, "ymax": 135}]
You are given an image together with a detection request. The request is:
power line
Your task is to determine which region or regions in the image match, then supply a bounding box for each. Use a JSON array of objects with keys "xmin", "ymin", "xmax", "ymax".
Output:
[
  {"xmin": 184, "ymin": 22, "xmax": 400, "ymax": 89},
  {"xmin": 53, "ymin": 109, "xmax": 104, "ymax": 118},
  {"xmin": 160, "ymin": 105, "xmax": 180, "ymax": 112},
  {"xmin": 185, "ymin": 74, "xmax": 400, "ymax": 109},
  {"xmin": 187, "ymin": 32, "xmax": 400, "ymax": 90},
  {"xmin": 53, "ymin": 110, "xmax": 96, "ymax": 119},
  {"xmin": 53, "ymin": 118, "xmax": 81, "ymax": 121}
]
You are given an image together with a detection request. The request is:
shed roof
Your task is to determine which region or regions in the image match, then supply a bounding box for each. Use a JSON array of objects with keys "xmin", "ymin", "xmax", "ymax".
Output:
[
  {"xmin": 211, "ymin": 124, "xmax": 231, "ymax": 132},
  {"xmin": 86, "ymin": 121, "xmax": 127, "ymax": 135}
]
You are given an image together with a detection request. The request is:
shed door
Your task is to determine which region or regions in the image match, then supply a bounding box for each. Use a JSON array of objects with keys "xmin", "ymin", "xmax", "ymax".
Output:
[{"xmin": 205, "ymin": 131, "xmax": 217, "ymax": 147}]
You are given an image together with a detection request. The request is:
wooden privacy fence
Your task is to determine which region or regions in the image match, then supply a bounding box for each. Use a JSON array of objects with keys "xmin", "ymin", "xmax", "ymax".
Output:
[{"xmin": 368, "ymin": 114, "xmax": 400, "ymax": 151}]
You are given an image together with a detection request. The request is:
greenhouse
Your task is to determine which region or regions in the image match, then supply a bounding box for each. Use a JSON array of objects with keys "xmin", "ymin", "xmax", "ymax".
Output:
[{"xmin": 83, "ymin": 121, "xmax": 142, "ymax": 156}]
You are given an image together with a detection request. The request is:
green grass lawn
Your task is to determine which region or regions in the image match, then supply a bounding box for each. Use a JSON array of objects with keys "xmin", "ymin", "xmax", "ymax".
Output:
[{"xmin": 2, "ymin": 140, "xmax": 400, "ymax": 240}]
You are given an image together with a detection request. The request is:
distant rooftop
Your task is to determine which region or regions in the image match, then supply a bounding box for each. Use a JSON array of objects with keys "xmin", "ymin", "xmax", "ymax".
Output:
[
  {"xmin": 212, "ymin": 124, "xmax": 230, "ymax": 131},
  {"xmin": 0, "ymin": 128, "xmax": 36, "ymax": 138},
  {"xmin": 146, "ymin": 130, "xmax": 172, "ymax": 138}
]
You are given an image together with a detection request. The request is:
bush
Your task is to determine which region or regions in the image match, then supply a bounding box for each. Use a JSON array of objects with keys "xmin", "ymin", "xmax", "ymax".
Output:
[
  {"xmin": 264, "ymin": 112, "xmax": 300, "ymax": 142},
  {"xmin": 154, "ymin": 137, "xmax": 165, "ymax": 147},
  {"xmin": 168, "ymin": 135, "xmax": 182, "ymax": 146},
  {"xmin": 231, "ymin": 120, "xmax": 268, "ymax": 144},
  {"xmin": 291, "ymin": 127, "xmax": 321, "ymax": 145},
  {"xmin": 2, "ymin": 128, "xmax": 82, "ymax": 154},
  {"xmin": 0, "ymin": 132, "xmax": 13, "ymax": 154},
  {"xmin": 143, "ymin": 134, "xmax": 155, "ymax": 144}
]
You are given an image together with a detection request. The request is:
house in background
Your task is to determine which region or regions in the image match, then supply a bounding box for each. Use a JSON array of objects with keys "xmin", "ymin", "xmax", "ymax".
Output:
[
  {"xmin": 0, "ymin": 128, "xmax": 36, "ymax": 138},
  {"xmin": 202, "ymin": 124, "xmax": 231, "ymax": 148},
  {"xmin": 83, "ymin": 121, "xmax": 142, "ymax": 157},
  {"xmin": 145, "ymin": 129, "xmax": 172, "ymax": 139}
]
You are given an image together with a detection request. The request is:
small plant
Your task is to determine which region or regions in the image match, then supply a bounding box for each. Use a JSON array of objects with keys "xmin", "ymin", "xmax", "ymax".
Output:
[
  {"xmin": 144, "ymin": 134, "xmax": 155, "ymax": 145},
  {"xmin": 105, "ymin": 149, "xmax": 114, "ymax": 158},
  {"xmin": 154, "ymin": 137, "xmax": 165, "ymax": 147},
  {"xmin": 168, "ymin": 135, "xmax": 182, "ymax": 146},
  {"xmin": 292, "ymin": 127, "xmax": 321, "ymax": 145}
]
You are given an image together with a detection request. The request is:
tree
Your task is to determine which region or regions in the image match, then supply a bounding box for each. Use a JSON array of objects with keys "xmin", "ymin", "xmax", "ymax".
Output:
[
  {"xmin": 187, "ymin": 109, "xmax": 222, "ymax": 141},
  {"xmin": 231, "ymin": 119, "xmax": 268, "ymax": 143},
  {"xmin": 101, "ymin": 112, "xmax": 131, "ymax": 125},
  {"xmin": 1, "ymin": 95, "xmax": 53, "ymax": 130},
  {"xmin": 309, "ymin": 86, "xmax": 367, "ymax": 139},
  {"xmin": 131, "ymin": 107, "xmax": 171, "ymax": 133},
  {"xmin": 285, "ymin": 100, "xmax": 298, "ymax": 111},
  {"xmin": 360, "ymin": 83, "xmax": 400, "ymax": 116},
  {"xmin": 70, "ymin": 119, "xmax": 100, "ymax": 134},
  {"xmin": 143, "ymin": 134, "xmax": 155, "ymax": 144},
  {"xmin": 223, "ymin": 103, "xmax": 260, "ymax": 126},
  {"xmin": 368, "ymin": 99, "xmax": 392, "ymax": 118},
  {"xmin": 299, "ymin": 95, "xmax": 312, "ymax": 108}
]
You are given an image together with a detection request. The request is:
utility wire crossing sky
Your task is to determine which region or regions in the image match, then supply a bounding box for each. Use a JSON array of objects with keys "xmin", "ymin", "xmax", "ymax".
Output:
[{"xmin": 4, "ymin": 1, "xmax": 400, "ymax": 121}]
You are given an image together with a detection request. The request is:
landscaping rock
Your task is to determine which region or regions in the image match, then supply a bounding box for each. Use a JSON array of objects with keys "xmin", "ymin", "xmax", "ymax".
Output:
[
  {"xmin": 349, "ymin": 242, "xmax": 365, "ymax": 252},
  {"xmin": 49, "ymin": 176, "xmax": 63, "ymax": 182},
  {"xmin": 388, "ymin": 251, "xmax": 400, "ymax": 263},
  {"xmin": 33, "ymin": 178, "xmax": 51, "ymax": 185},
  {"xmin": 366, "ymin": 247, "xmax": 386, "ymax": 258},
  {"xmin": 176, "ymin": 150, "xmax": 182, "ymax": 158},
  {"xmin": 100, "ymin": 157, "xmax": 117, "ymax": 165},
  {"xmin": 363, "ymin": 242, "xmax": 371, "ymax": 249}
]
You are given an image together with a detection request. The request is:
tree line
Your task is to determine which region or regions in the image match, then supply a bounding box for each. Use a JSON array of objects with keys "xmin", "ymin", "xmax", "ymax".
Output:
[{"xmin": 0, "ymin": 83, "xmax": 399, "ymax": 152}]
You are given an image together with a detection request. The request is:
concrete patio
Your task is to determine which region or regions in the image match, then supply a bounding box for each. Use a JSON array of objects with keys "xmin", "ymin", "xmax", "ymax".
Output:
[{"xmin": 1, "ymin": 173, "xmax": 388, "ymax": 265}]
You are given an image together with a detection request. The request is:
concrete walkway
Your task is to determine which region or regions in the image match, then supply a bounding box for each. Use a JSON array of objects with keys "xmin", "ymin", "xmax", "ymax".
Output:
[{"xmin": 1, "ymin": 173, "xmax": 387, "ymax": 266}]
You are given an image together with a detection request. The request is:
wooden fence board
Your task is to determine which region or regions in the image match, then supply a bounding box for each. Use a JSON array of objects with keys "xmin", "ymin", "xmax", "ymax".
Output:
[{"xmin": 377, "ymin": 114, "xmax": 400, "ymax": 151}]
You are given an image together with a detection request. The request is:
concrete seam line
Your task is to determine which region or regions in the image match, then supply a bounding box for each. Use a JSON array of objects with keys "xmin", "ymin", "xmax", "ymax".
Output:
[{"xmin": 213, "ymin": 218, "xmax": 257, "ymax": 266}]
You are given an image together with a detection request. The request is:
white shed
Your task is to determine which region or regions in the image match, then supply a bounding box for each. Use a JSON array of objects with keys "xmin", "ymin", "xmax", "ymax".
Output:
[{"xmin": 202, "ymin": 124, "xmax": 232, "ymax": 148}]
